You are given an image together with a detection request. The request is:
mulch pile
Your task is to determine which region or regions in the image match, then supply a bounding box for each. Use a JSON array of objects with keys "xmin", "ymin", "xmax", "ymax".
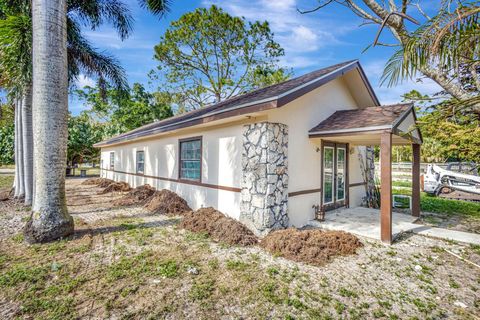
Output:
[
  {"xmin": 97, "ymin": 181, "xmax": 131, "ymax": 194},
  {"xmin": 113, "ymin": 184, "xmax": 156, "ymax": 206},
  {"xmin": 180, "ymin": 207, "xmax": 258, "ymax": 246},
  {"xmin": 260, "ymin": 228, "xmax": 363, "ymax": 266},
  {"xmin": 144, "ymin": 189, "xmax": 191, "ymax": 215},
  {"xmin": 81, "ymin": 178, "xmax": 113, "ymax": 186}
]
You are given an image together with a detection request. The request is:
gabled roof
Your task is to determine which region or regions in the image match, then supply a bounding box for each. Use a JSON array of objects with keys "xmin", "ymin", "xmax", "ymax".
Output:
[
  {"xmin": 95, "ymin": 60, "xmax": 380, "ymax": 147},
  {"xmin": 309, "ymin": 103, "xmax": 423, "ymax": 144}
]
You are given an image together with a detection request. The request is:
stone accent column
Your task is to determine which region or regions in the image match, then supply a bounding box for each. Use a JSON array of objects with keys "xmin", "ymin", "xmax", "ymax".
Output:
[{"xmin": 240, "ymin": 122, "xmax": 289, "ymax": 235}]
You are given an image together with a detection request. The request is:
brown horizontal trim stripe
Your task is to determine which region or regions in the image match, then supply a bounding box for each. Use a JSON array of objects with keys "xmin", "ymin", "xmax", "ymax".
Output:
[
  {"xmin": 349, "ymin": 182, "xmax": 366, "ymax": 188},
  {"xmin": 288, "ymin": 188, "xmax": 321, "ymax": 197},
  {"xmin": 103, "ymin": 168, "xmax": 241, "ymax": 193}
]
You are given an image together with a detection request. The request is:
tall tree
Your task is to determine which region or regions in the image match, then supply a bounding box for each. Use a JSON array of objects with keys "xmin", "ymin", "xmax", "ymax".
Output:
[
  {"xmin": 23, "ymin": 0, "xmax": 171, "ymax": 242},
  {"xmin": 23, "ymin": 0, "xmax": 73, "ymax": 243},
  {"xmin": 76, "ymin": 82, "xmax": 174, "ymax": 132},
  {"xmin": 300, "ymin": 0, "xmax": 480, "ymax": 113},
  {"xmin": 152, "ymin": 5, "xmax": 290, "ymax": 111},
  {"xmin": 0, "ymin": 0, "xmax": 133, "ymax": 205}
]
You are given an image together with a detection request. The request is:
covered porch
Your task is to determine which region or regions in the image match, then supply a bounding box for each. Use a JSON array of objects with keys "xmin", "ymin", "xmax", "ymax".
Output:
[
  {"xmin": 308, "ymin": 207, "xmax": 419, "ymax": 241},
  {"xmin": 309, "ymin": 104, "xmax": 423, "ymax": 244}
]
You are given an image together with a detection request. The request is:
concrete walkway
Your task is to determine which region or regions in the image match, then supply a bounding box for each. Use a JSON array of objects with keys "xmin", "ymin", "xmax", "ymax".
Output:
[{"xmin": 308, "ymin": 206, "xmax": 480, "ymax": 245}]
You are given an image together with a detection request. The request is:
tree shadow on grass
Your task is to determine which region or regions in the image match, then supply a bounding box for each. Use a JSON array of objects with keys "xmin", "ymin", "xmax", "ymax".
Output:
[{"xmin": 72, "ymin": 217, "xmax": 181, "ymax": 239}]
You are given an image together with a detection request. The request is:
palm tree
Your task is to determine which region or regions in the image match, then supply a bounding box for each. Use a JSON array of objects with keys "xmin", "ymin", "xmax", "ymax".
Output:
[
  {"xmin": 381, "ymin": 2, "xmax": 480, "ymax": 112},
  {"xmin": 22, "ymin": 0, "xmax": 171, "ymax": 243},
  {"xmin": 22, "ymin": 0, "xmax": 72, "ymax": 242},
  {"xmin": 0, "ymin": 0, "xmax": 131, "ymax": 207}
]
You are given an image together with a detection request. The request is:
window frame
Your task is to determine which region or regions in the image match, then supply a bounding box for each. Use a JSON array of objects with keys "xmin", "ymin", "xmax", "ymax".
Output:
[
  {"xmin": 178, "ymin": 136, "xmax": 202, "ymax": 182},
  {"xmin": 136, "ymin": 150, "xmax": 145, "ymax": 175},
  {"xmin": 109, "ymin": 152, "xmax": 115, "ymax": 170}
]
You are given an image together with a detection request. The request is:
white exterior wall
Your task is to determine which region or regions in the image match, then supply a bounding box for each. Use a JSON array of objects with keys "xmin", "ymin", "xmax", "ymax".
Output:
[
  {"xmin": 267, "ymin": 77, "xmax": 367, "ymax": 227},
  {"xmin": 99, "ymin": 76, "xmax": 368, "ymax": 227},
  {"xmin": 100, "ymin": 125, "xmax": 244, "ymax": 219}
]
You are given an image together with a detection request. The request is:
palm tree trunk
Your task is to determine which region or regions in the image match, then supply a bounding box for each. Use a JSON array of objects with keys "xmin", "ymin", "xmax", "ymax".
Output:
[
  {"xmin": 13, "ymin": 101, "xmax": 19, "ymax": 198},
  {"xmin": 24, "ymin": 0, "xmax": 73, "ymax": 243},
  {"xmin": 16, "ymin": 99, "xmax": 25, "ymax": 199},
  {"xmin": 22, "ymin": 84, "xmax": 34, "ymax": 206}
]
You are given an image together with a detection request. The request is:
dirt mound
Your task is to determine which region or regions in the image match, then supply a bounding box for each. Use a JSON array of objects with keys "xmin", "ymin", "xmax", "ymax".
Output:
[
  {"xmin": 82, "ymin": 178, "xmax": 113, "ymax": 186},
  {"xmin": 180, "ymin": 207, "xmax": 258, "ymax": 246},
  {"xmin": 261, "ymin": 228, "xmax": 363, "ymax": 266},
  {"xmin": 113, "ymin": 184, "xmax": 156, "ymax": 206},
  {"xmin": 97, "ymin": 181, "xmax": 131, "ymax": 194},
  {"xmin": 144, "ymin": 189, "xmax": 191, "ymax": 215},
  {"xmin": 0, "ymin": 189, "xmax": 11, "ymax": 201}
]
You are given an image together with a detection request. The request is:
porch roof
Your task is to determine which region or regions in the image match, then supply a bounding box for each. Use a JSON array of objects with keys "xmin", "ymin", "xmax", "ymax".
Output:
[{"xmin": 308, "ymin": 103, "xmax": 422, "ymax": 145}]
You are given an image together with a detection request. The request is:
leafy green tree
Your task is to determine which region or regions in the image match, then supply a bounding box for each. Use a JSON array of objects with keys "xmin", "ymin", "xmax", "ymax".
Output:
[
  {"xmin": 67, "ymin": 112, "xmax": 104, "ymax": 165},
  {"xmin": 0, "ymin": 101, "xmax": 14, "ymax": 165},
  {"xmin": 76, "ymin": 82, "xmax": 174, "ymax": 132},
  {"xmin": 402, "ymin": 90, "xmax": 480, "ymax": 163},
  {"xmin": 151, "ymin": 5, "xmax": 290, "ymax": 111}
]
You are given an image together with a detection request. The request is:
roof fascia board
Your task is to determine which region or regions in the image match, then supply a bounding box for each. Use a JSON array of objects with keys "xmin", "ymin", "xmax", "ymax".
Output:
[
  {"xmin": 309, "ymin": 125, "xmax": 392, "ymax": 136},
  {"xmin": 309, "ymin": 129, "xmax": 390, "ymax": 138},
  {"xmin": 95, "ymin": 100, "xmax": 277, "ymax": 147}
]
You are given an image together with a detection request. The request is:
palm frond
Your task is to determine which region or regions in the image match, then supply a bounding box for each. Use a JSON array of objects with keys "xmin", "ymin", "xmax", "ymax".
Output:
[
  {"xmin": 380, "ymin": 49, "xmax": 411, "ymax": 87},
  {"xmin": 67, "ymin": 18, "xmax": 128, "ymax": 91},
  {"xmin": 67, "ymin": 0, "xmax": 134, "ymax": 40},
  {"xmin": 0, "ymin": 14, "xmax": 32, "ymax": 97},
  {"xmin": 138, "ymin": 0, "xmax": 171, "ymax": 17}
]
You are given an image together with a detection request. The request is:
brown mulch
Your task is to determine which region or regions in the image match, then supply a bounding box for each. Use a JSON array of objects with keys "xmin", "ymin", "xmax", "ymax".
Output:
[
  {"xmin": 81, "ymin": 178, "xmax": 113, "ymax": 186},
  {"xmin": 180, "ymin": 207, "xmax": 258, "ymax": 246},
  {"xmin": 144, "ymin": 189, "xmax": 191, "ymax": 216},
  {"xmin": 261, "ymin": 228, "xmax": 363, "ymax": 266},
  {"xmin": 97, "ymin": 181, "xmax": 131, "ymax": 194},
  {"xmin": 113, "ymin": 184, "xmax": 156, "ymax": 206}
]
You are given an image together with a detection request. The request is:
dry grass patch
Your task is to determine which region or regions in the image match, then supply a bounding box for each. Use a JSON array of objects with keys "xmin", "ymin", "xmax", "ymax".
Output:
[
  {"xmin": 261, "ymin": 228, "xmax": 363, "ymax": 266},
  {"xmin": 180, "ymin": 207, "xmax": 258, "ymax": 246},
  {"xmin": 144, "ymin": 189, "xmax": 191, "ymax": 215}
]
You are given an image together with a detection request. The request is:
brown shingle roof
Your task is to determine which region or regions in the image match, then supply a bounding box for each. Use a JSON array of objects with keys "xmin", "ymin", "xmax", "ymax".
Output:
[
  {"xmin": 309, "ymin": 104, "xmax": 413, "ymax": 134},
  {"xmin": 95, "ymin": 60, "xmax": 377, "ymax": 147}
]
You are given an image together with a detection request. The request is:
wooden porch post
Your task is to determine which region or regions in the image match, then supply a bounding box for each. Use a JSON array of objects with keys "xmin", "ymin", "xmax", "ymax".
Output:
[
  {"xmin": 412, "ymin": 143, "xmax": 421, "ymax": 217},
  {"xmin": 380, "ymin": 131, "xmax": 392, "ymax": 244}
]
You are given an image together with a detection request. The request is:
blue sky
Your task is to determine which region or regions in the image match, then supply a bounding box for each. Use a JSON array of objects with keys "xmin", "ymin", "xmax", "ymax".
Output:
[{"xmin": 70, "ymin": 0, "xmax": 442, "ymax": 115}]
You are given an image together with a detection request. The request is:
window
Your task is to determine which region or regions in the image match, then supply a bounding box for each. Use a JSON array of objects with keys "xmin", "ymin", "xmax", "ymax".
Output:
[
  {"xmin": 179, "ymin": 137, "xmax": 202, "ymax": 181},
  {"xmin": 109, "ymin": 152, "xmax": 114, "ymax": 170},
  {"xmin": 136, "ymin": 151, "xmax": 145, "ymax": 174}
]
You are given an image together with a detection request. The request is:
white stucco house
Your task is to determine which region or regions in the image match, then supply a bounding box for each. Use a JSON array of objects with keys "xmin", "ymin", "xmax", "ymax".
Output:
[{"xmin": 94, "ymin": 60, "xmax": 422, "ymax": 243}]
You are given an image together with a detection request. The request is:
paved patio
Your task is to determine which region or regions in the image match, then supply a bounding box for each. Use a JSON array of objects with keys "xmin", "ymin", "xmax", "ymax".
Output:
[{"xmin": 308, "ymin": 206, "xmax": 480, "ymax": 245}]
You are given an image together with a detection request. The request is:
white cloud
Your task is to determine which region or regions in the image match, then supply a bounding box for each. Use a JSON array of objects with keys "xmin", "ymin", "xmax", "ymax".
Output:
[
  {"xmin": 75, "ymin": 74, "xmax": 96, "ymax": 89},
  {"xmin": 202, "ymin": 0, "xmax": 348, "ymax": 70}
]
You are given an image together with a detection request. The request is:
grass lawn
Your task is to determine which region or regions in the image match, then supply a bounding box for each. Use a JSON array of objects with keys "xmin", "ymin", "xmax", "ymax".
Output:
[
  {"xmin": 0, "ymin": 175, "xmax": 14, "ymax": 190},
  {"xmin": 0, "ymin": 164, "xmax": 15, "ymax": 169},
  {"xmin": 0, "ymin": 179, "xmax": 479, "ymax": 319},
  {"xmin": 69, "ymin": 167, "xmax": 100, "ymax": 177},
  {"xmin": 392, "ymin": 188, "xmax": 480, "ymax": 218},
  {"xmin": 392, "ymin": 180, "xmax": 412, "ymax": 188}
]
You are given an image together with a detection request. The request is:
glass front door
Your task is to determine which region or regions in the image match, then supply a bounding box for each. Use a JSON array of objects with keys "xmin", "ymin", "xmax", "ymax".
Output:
[{"xmin": 322, "ymin": 142, "xmax": 347, "ymax": 211}]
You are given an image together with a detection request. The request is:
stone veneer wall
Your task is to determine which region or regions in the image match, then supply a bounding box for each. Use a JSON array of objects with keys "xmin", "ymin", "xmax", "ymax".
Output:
[{"xmin": 240, "ymin": 122, "xmax": 289, "ymax": 235}]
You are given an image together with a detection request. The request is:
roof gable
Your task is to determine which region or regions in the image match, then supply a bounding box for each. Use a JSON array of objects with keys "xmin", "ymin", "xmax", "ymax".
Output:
[{"xmin": 309, "ymin": 103, "xmax": 423, "ymax": 144}]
